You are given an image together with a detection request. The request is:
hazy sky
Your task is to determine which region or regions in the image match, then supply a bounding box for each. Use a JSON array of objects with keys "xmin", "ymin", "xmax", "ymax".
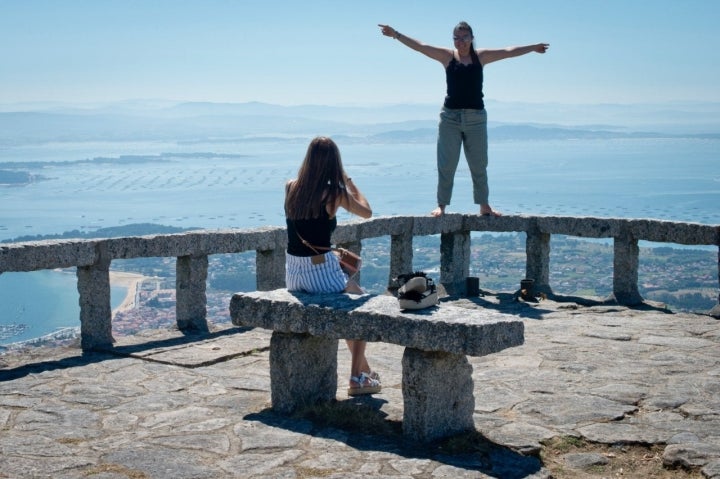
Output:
[{"xmin": 2, "ymin": 0, "xmax": 719, "ymax": 107}]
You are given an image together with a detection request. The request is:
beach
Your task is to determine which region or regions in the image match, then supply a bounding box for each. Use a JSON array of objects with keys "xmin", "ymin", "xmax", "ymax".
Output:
[{"xmin": 110, "ymin": 271, "xmax": 149, "ymax": 317}]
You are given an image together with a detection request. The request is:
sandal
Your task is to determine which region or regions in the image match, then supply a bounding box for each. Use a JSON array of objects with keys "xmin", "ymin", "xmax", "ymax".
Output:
[{"xmin": 348, "ymin": 372, "xmax": 382, "ymax": 396}]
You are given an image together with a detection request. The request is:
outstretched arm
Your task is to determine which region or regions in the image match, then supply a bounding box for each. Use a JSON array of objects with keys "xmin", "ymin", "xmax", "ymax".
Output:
[
  {"xmin": 478, "ymin": 43, "xmax": 549, "ymax": 65},
  {"xmin": 378, "ymin": 24, "xmax": 453, "ymax": 66}
]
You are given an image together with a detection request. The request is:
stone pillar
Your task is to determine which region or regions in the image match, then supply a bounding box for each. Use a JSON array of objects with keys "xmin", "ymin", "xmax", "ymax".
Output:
[
  {"xmin": 256, "ymin": 247, "xmax": 286, "ymax": 291},
  {"xmin": 269, "ymin": 332, "xmax": 338, "ymax": 414},
  {"xmin": 612, "ymin": 230, "xmax": 643, "ymax": 305},
  {"xmin": 389, "ymin": 232, "xmax": 414, "ymax": 287},
  {"xmin": 176, "ymin": 254, "xmax": 209, "ymax": 331},
  {"xmin": 77, "ymin": 246, "xmax": 113, "ymax": 350},
  {"xmin": 440, "ymin": 230, "xmax": 470, "ymax": 295},
  {"xmin": 526, "ymin": 228, "xmax": 552, "ymax": 295},
  {"xmin": 710, "ymin": 246, "xmax": 720, "ymax": 318},
  {"xmin": 402, "ymin": 348, "xmax": 475, "ymax": 442}
]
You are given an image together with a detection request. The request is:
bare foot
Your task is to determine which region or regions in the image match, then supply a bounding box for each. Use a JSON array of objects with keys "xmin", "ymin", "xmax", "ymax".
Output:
[
  {"xmin": 480, "ymin": 205, "xmax": 502, "ymax": 217},
  {"xmin": 431, "ymin": 205, "xmax": 445, "ymax": 217}
]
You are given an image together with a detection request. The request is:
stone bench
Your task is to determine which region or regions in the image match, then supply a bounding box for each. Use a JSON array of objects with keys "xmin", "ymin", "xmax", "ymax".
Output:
[{"xmin": 229, "ymin": 288, "xmax": 525, "ymax": 442}]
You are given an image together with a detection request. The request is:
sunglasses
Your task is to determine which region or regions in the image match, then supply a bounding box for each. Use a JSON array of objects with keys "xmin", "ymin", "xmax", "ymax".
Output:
[{"xmin": 453, "ymin": 35, "xmax": 472, "ymax": 43}]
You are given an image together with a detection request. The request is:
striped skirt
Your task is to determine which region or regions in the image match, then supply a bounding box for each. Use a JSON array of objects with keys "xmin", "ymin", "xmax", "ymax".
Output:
[{"xmin": 285, "ymin": 251, "xmax": 348, "ymax": 293}]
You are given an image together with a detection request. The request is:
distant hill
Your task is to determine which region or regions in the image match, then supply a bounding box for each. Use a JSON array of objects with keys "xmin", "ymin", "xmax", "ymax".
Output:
[
  {"xmin": 360, "ymin": 125, "xmax": 720, "ymax": 144},
  {"xmin": 0, "ymin": 100, "xmax": 718, "ymax": 146},
  {"xmin": 1, "ymin": 223, "xmax": 194, "ymax": 243}
]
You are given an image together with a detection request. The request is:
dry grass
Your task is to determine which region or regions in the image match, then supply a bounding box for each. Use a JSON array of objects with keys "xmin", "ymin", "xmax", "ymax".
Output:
[{"xmin": 540, "ymin": 436, "xmax": 703, "ymax": 478}]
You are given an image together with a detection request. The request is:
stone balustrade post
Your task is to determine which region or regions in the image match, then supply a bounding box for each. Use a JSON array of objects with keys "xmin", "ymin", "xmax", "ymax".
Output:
[
  {"xmin": 257, "ymin": 247, "xmax": 286, "ymax": 291},
  {"xmin": 711, "ymin": 246, "xmax": 720, "ymax": 318},
  {"xmin": 389, "ymin": 232, "xmax": 414, "ymax": 286},
  {"xmin": 77, "ymin": 245, "xmax": 113, "ymax": 350},
  {"xmin": 526, "ymin": 228, "xmax": 552, "ymax": 295},
  {"xmin": 612, "ymin": 229, "xmax": 643, "ymax": 305},
  {"xmin": 440, "ymin": 230, "xmax": 470, "ymax": 295},
  {"xmin": 176, "ymin": 254, "xmax": 209, "ymax": 331}
]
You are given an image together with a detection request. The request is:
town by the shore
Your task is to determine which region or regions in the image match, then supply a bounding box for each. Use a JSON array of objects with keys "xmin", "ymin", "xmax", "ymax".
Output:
[{"xmin": 0, "ymin": 270, "xmax": 150, "ymax": 350}]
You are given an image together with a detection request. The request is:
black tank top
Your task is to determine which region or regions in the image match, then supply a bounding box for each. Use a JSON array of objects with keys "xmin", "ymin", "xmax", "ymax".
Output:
[
  {"xmin": 443, "ymin": 51, "xmax": 484, "ymax": 110},
  {"xmin": 286, "ymin": 207, "xmax": 337, "ymax": 257}
]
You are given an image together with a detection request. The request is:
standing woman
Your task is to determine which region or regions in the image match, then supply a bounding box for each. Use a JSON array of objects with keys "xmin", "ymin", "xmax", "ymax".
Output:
[
  {"xmin": 284, "ymin": 136, "xmax": 381, "ymax": 396},
  {"xmin": 379, "ymin": 22, "xmax": 549, "ymax": 217}
]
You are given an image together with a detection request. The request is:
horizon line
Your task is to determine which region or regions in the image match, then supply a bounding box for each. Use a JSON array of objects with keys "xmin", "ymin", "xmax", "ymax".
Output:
[{"xmin": 1, "ymin": 98, "xmax": 719, "ymax": 111}]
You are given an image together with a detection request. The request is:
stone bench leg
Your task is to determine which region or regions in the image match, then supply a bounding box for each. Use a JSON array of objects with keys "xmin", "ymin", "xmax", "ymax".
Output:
[
  {"xmin": 402, "ymin": 348, "xmax": 475, "ymax": 442},
  {"xmin": 269, "ymin": 332, "xmax": 339, "ymax": 414}
]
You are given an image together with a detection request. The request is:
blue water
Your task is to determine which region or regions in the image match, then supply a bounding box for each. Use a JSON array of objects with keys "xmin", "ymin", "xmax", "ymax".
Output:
[
  {"xmin": 0, "ymin": 270, "xmax": 125, "ymax": 345},
  {"xmin": 1, "ymin": 137, "xmax": 718, "ymax": 344},
  {"xmin": 1, "ymin": 138, "xmax": 718, "ymax": 238}
]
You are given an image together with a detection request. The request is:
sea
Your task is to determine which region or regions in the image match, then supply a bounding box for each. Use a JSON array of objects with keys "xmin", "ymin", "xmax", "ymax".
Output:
[{"xmin": 1, "ymin": 137, "xmax": 719, "ymax": 345}]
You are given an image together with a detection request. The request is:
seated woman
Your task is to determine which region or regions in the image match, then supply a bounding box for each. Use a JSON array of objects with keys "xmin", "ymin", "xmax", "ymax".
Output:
[{"xmin": 284, "ymin": 136, "xmax": 381, "ymax": 396}]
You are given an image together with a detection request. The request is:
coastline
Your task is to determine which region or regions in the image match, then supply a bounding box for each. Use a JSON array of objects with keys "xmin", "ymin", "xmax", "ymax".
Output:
[
  {"xmin": 110, "ymin": 271, "xmax": 148, "ymax": 316},
  {"xmin": 1, "ymin": 270, "xmax": 150, "ymax": 350}
]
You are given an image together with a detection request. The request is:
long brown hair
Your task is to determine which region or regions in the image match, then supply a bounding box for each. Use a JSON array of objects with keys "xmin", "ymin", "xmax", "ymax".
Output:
[{"xmin": 285, "ymin": 136, "xmax": 349, "ymax": 220}]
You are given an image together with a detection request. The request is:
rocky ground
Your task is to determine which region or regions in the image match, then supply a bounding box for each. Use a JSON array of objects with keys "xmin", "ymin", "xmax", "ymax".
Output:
[{"xmin": 1, "ymin": 292, "xmax": 719, "ymax": 478}]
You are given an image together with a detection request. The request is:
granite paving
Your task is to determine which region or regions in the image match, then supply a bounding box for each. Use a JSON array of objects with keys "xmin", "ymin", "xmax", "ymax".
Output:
[{"xmin": 1, "ymin": 294, "xmax": 720, "ymax": 478}]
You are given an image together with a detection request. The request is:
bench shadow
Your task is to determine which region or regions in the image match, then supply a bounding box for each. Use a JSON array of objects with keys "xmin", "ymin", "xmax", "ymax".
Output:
[{"xmin": 244, "ymin": 401, "xmax": 543, "ymax": 478}]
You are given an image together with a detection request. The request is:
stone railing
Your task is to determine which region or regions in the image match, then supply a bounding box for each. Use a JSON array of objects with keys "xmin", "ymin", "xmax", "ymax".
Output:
[{"xmin": 1, "ymin": 214, "xmax": 718, "ymax": 350}]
